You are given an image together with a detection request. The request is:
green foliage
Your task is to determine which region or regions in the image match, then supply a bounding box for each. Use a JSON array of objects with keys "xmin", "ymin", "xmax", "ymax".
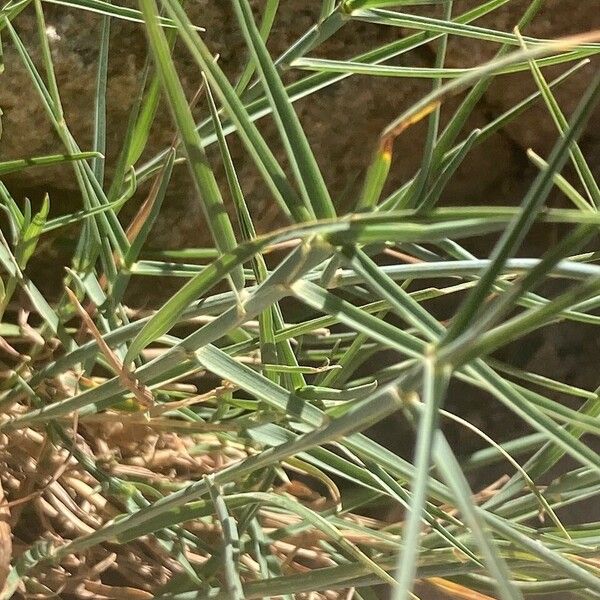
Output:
[{"xmin": 1, "ymin": 0, "xmax": 600, "ymax": 598}]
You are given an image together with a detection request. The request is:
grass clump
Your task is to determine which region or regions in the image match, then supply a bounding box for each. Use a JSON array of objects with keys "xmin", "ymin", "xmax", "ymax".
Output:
[{"xmin": 1, "ymin": 1, "xmax": 600, "ymax": 598}]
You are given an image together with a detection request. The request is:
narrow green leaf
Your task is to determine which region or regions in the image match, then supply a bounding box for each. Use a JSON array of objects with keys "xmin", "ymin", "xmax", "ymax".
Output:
[
  {"xmin": 231, "ymin": 0, "xmax": 336, "ymax": 221},
  {"xmin": 0, "ymin": 151, "xmax": 101, "ymax": 176},
  {"xmin": 206, "ymin": 478, "xmax": 244, "ymax": 600},
  {"xmin": 234, "ymin": 0, "xmax": 280, "ymax": 95},
  {"xmin": 139, "ymin": 0, "xmax": 242, "ymax": 289},
  {"xmin": 43, "ymin": 0, "xmax": 190, "ymax": 27},
  {"xmin": 432, "ymin": 433, "xmax": 524, "ymax": 600},
  {"xmin": 393, "ymin": 355, "xmax": 450, "ymax": 599},
  {"xmin": 159, "ymin": 0, "xmax": 309, "ymax": 223},
  {"xmin": 92, "ymin": 8, "xmax": 110, "ymax": 183},
  {"xmin": 351, "ymin": 7, "xmax": 599, "ymax": 50},
  {"xmin": 356, "ymin": 140, "xmax": 393, "ymax": 211},
  {"xmin": 124, "ymin": 242, "xmax": 260, "ymax": 363},
  {"xmin": 527, "ymin": 149, "xmax": 593, "ymax": 212},
  {"xmin": 441, "ymin": 71, "xmax": 600, "ymax": 346},
  {"xmin": 17, "ymin": 194, "xmax": 49, "ymax": 268},
  {"xmin": 515, "ymin": 29, "xmax": 600, "ymax": 207}
]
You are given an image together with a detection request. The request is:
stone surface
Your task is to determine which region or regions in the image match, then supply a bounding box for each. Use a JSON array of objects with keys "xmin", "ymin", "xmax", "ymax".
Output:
[
  {"xmin": 0, "ymin": 0, "xmax": 598, "ymax": 248},
  {"xmin": 440, "ymin": 0, "xmax": 600, "ymax": 154}
]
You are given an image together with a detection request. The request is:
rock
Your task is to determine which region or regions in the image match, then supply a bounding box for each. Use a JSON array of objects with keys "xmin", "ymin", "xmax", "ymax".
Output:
[
  {"xmin": 436, "ymin": 0, "xmax": 600, "ymax": 153},
  {"xmin": 0, "ymin": 0, "xmax": 598, "ymax": 249}
]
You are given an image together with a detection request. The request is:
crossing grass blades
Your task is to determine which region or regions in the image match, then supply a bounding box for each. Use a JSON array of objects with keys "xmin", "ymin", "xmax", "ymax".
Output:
[{"xmin": 1, "ymin": 0, "xmax": 600, "ymax": 598}]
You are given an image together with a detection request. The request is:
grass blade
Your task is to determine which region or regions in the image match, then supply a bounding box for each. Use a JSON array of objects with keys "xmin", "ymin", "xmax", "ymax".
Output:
[
  {"xmin": 139, "ymin": 0, "xmax": 243, "ymax": 289},
  {"xmin": 231, "ymin": 0, "xmax": 336, "ymax": 221}
]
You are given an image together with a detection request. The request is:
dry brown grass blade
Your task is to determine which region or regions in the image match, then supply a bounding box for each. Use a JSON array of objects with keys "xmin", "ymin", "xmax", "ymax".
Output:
[
  {"xmin": 65, "ymin": 287, "xmax": 154, "ymax": 409},
  {"xmin": 84, "ymin": 580, "xmax": 154, "ymax": 599},
  {"xmin": 0, "ymin": 337, "xmax": 21, "ymax": 360},
  {"xmin": 438, "ymin": 475, "xmax": 509, "ymax": 519},
  {"xmin": 0, "ymin": 478, "xmax": 11, "ymax": 594},
  {"xmin": 124, "ymin": 145, "xmax": 177, "ymax": 247},
  {"xmin": 2, "ymin": 431, "xmax": 75, "ymax": 518},
  {"xmin": 145, "ymin": 383, "xmax": 234, "ymax": 417},
  {"xmin": 378, "ymin": 101, "xmax": 441, "ymax": 155},
  {"xmin": 77, "ymin": 413, "xmax": 239, "ymax": 432},
  {"xmin": 123, "ymin": 83, "xmax": 206, "ymax": 249},
  {"xmin": 424, "ymin": 577, "xmax": 496, "ymax": 600},
  {"xmin": 17, "ymin": 309, "xmax": 45, "ymax": 347}
]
